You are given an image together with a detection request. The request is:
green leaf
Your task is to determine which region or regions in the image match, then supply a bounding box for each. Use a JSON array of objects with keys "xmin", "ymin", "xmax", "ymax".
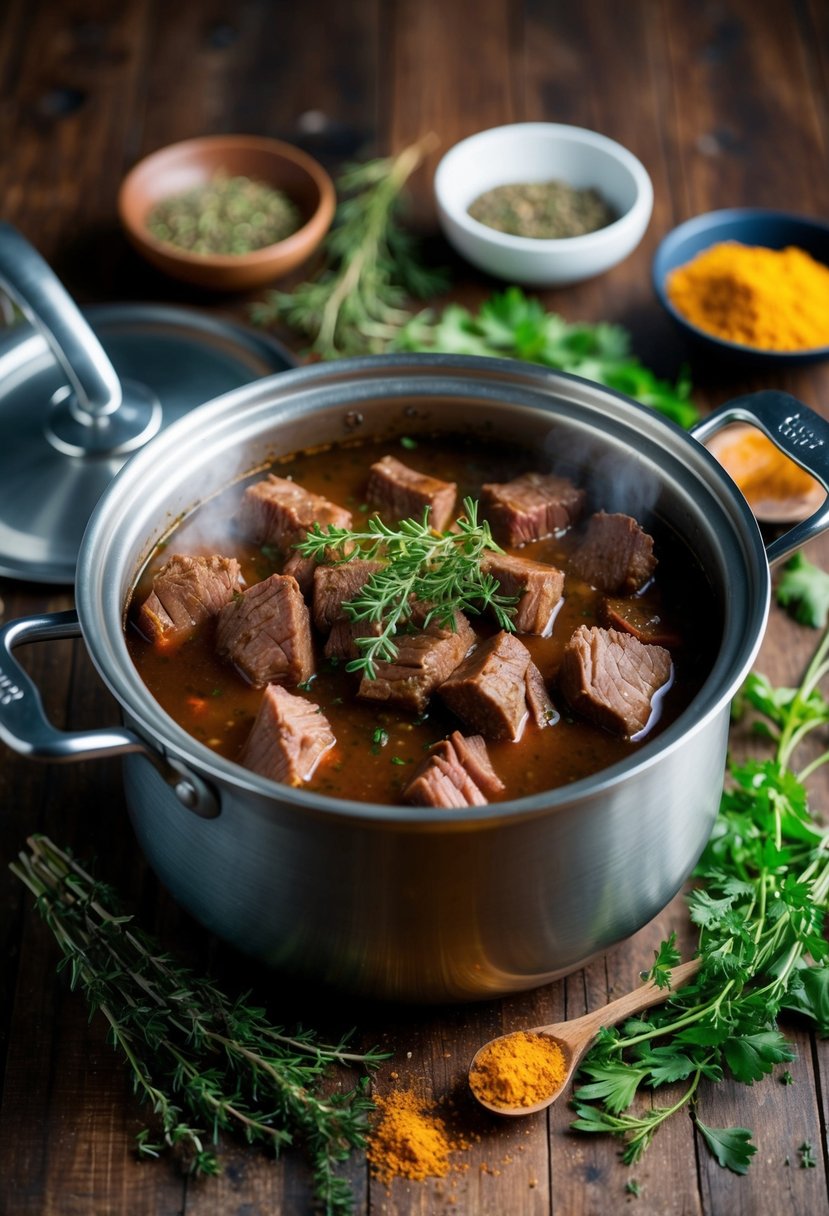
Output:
[
  {"xmin": 781, "ymin": 966, "xmax": 829, "ymax": 1034},
  {"xmin": 695, "ymin": 1119, "xmax": 757, "ymax": 1174},
  {"xmin": 647, "ymin": 932, "xmax": 682, "ymax": 989},
  {"xmin": 395, "ymin": 287, "xmax": 697, "ymax": 425},
  {"xmin": 575, "ymin": 1062, "xmax": 647, "ymax": 1113},
  {"xmin": 777, "ymin": 552, "xmax": 829, "ymax": 628},
  {"xmin": 723, "ymin": 1029, "xmax": 795, "ymax": 1084}
]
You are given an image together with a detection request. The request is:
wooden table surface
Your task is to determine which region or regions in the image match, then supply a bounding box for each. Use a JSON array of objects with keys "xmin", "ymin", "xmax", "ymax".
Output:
[{"xmin": 1, "ymin": 2, "xmax": 828, "ymax": 1213}]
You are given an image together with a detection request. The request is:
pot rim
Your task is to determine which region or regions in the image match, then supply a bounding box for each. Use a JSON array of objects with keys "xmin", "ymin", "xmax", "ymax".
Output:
[{"xmin": 76, "ymin": 352, "xmax": 771, "ymax": 826}]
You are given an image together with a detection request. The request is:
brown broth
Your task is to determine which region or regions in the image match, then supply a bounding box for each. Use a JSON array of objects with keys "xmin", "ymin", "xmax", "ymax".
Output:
[{"xmin": 126, "ymin": 433, "xmax": 720, "ymax": 805}]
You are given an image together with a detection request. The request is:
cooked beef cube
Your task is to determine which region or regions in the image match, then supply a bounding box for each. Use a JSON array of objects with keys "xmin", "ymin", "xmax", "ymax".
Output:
[
  {"xmin": 480, "ymin": 472, "xmax": 585, "ymax": 546},
  {"xmin": 524, "ymin": 660, "xmax": 559, "ymax": 728},
  {"xmin": 239, "ymin": 684, "xmax": 335, "ymax": 786},
  {"xmin": 237, "ymin": 474, "xmax": 352, "ymax": 547},
  {"xmin": 357, "ymin": 611, "xmax": 475, "ymax": 714},
  {"xmin": 215, "ymin": 574, "xmax": 313, "ymax": 688},
  {"xmin": 570, "ymin": 511, "xmax": 657, "ymax": 593},
  {"xmin": 404, "ymin": 731, "xmax": 504, "ymax": 808},
  {"xmin": 136, "ymin": 554, "xmax": 241, "ymax": 643},
  {"xmin": 558, "ymin": 624, "xmax": 672, "ymax": 737},
  {"xmin": 439, "ymin": 630, "xmax": 553, "ymax": 741},
  {"xmin": 281, "ymin": 550, "xmax": 317, "ymax": 598},
  {"xmin": 313, "ymin": 559, "xmax": 385, "ymax": 631},
  {"xmin": 367, "ymin": 455, "xmax": 457, "ymax": 531},
  {"xmin": 481, "ymin": 552, "xmax": 565, "ymax": 635},
  {"xmin": 601, "ymin": 597, "xmax": 682, "ymax": 649},
  {"xmin": 324, "ymin": 617, "xmax": 383, "ymax": 663}
]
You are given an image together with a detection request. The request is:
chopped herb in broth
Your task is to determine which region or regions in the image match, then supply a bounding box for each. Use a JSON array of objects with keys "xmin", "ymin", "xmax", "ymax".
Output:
[{"xmin": 468, "ymin": 180, "xmax": 616, "ymax": 239}]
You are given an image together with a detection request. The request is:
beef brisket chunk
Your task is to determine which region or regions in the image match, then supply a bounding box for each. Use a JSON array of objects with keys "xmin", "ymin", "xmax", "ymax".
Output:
[
  {"xmin": 404, "ymin": 731, "xmax": 504, "ymax": 808},
  {"xmin": 480, "ymin": 472, "xmax": 585, "ymax": 546},
  {"xmin": 558, "ymin": 624, "xmax": 672, "ymax": 738},
  {"xmin": 357, "ymin": 610, "xmax": 475, "ymax": 715},
  {"xmin": 237, "ymin": 474, "xmax": 352, "ymax": 548},
  {"xmin": 239, "ymin": 684, "xmax": 335, "ymax": 785},
  {"xmin": 367, "ymin": 455, "xmax": 457, "ymax": 531},
  {"xmin": 601, "ymin": 597, "xmax": 682, "ymax": 648},
  {"xmin": 136, "ymin": 554, "xmax": 241, "ymax": 643},
  {"xmin": 215, "ymin": 573, "xmax": 313, "ymax": 688},
  {"xmin": 570, "ymin": 511, "xmax": 657, "ymax": 593},
  {"xmin": 439, "ymin": 630, "xmax": 554, "ymax": 741},
  {"xmin": 481, "ymin": 552, "xmax": 564, "ymax": 635},
  {"xmin": 312, "ymin": 559, "xmax": 385, "ymax": 632}
]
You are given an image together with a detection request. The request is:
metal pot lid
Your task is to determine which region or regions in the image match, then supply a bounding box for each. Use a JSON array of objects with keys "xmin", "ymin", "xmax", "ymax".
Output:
[{"xmin": 0, "ymin": 224, "xmax": 296, "ymax": 584}]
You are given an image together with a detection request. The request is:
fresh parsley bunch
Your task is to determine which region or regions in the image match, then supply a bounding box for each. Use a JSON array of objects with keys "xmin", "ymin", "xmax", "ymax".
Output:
[
  {"xmin": 396, "ymin": 287, "xmax": 698, "ymax": 427},
  {"xmin": 572, "ymin": 629, "xmax": 829, "ymax": 1174}
]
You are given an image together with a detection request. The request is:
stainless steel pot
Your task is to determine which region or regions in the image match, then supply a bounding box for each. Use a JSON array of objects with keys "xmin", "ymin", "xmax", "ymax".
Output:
[{"xmin": 3, "ymin": 356, "xmax": 829, "ymax": 1002}]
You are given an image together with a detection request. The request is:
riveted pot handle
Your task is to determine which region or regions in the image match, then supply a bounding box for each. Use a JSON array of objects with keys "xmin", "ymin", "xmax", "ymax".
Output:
[
  {"xmin": 0, "ymin": 609, "xmax": 219, "ymax": 817},
  {"xmin": 690, "ymin": 390, "xmax": 829, "ymax": 567}
]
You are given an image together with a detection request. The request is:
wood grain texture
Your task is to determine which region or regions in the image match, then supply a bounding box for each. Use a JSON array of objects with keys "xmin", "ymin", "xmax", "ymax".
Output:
[{"xmin": 1, "ymin": 2, "xmax": 829, "ymax": 1214}]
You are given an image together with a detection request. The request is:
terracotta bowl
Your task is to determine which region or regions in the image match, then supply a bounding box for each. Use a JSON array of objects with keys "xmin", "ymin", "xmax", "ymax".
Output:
[{"xmin": 118, "ymin": 135, "xmax": 336, "ymax": 291}]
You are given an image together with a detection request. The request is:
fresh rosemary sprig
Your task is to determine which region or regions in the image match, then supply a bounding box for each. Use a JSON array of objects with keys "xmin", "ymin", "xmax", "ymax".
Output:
[
  {"xmin": 295, "ymin": 495, "xmax": 516, "ymax": 679},
  {"xmin": 395, "ymin": 286, "xmax": 698, "ymax": 427},
  {"xmin": 10, "ymin": 836, "xmax": 388, "ymax": 1215},
  {"xmin": 250, "ymin": 136, "xmax": 447, "ymax": 358},
  {"xmin": 571, "ymin": 627, "xmax": 829, "ymax": 1173}
]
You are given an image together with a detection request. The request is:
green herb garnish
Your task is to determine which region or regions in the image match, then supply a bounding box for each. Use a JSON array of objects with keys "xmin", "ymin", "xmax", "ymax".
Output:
[
  {"xmin": 251, "ymin": 136, "xmax": 447, "ymax": 357},
  {"xmin": 396, "ymin": 286, "xmax": 697, "ymax": 427},
  {"xmin": 777, "ymin": 551, "xmax": 829, "ymax": 628},
  {"xmin": 294, "ymin": 496, "xmax": 516, "ymax": 679},
  {"xmin": 571, "ymin": 625, "xmax": 829, "ymax": 1171},
  {"xmin": 10, "ymin": 837, "xmax": 387, "ymax": 1213},
  {"xmin": 799, "ymin": 1140, "xmax": 817, "ymax": 1168}
]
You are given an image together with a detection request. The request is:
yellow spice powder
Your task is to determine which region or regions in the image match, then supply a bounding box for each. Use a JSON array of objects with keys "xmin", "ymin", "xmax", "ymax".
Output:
[
  {"xmin": 667, "ymin": 241, "xmax": 829, "ymax": 351},
  {"xmin": 469, "ymin": 1030, "xmax": 568, "ymax": 1109},
  {"xmin": 367, "ymin": 1088, "xmax": 468, "ymax": 1182}
]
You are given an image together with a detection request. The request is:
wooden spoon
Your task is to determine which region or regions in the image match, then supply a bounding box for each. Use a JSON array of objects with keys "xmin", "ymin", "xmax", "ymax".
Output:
[{"xmin": 469, "ymin": 958, "xmax": 701, "ymax": 1116}]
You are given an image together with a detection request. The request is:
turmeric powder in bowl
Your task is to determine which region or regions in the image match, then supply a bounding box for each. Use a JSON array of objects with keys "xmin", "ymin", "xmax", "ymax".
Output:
[
  {"xmin": 667, "ymin": 242, "xmax": 829, "ymax": 352},
  {"xmin": 469, "ymin": 1030, "xmax": 568, "ymax": 1110}
]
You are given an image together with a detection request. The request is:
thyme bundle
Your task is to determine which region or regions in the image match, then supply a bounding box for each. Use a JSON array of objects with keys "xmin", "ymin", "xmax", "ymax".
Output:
[
  {"xmin": 11, "ymin": 837, "xmax": 387, "ymax": 1214},
  {"xmin": 295, "ymin": 495, "xmax": 516, "ymax": 679},
  {"xmin": 251, "ymin": 136, "xmax": 447, "ymax": 357}
]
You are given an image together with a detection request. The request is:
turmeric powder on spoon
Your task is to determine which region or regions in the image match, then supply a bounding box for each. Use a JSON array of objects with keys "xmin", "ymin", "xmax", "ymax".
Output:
[{"xmin": 469, "ymin": 1030, "xmax": 568, "ymax": 1110}]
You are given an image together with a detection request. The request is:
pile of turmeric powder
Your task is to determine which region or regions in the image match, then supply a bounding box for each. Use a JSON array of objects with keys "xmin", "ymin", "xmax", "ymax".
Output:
[
  {"xmin": 469, "ymin": 1030, "xmax": 568, "ymax": 1109},
  {"xmin": 667, "ymin": 241, "xmax": 829, "ymax": 351},
  {"xmin": 366, "ymin": 1088, "xmax": 470, "ymax": 1183}
]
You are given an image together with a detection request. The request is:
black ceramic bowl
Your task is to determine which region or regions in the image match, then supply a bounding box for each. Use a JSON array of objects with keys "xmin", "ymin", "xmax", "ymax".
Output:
[{"xmin": 653, "ymin": 208, "xmax": 829, "ymax": 367}]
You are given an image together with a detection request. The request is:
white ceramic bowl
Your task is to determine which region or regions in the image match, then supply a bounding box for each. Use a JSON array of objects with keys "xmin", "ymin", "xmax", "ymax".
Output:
[{"xmin": 434, "ymin": 123, "xmax": 654, "ymax": 287}]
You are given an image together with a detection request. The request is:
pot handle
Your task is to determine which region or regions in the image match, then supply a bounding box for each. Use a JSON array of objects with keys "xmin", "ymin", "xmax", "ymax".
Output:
[
  {"xmin": 0, "ymin": 609, "xmax": 219, "ymax": 817},
  {"xmin": 690, "ymin": 390, "xmax": 829, "ymax": 566}
]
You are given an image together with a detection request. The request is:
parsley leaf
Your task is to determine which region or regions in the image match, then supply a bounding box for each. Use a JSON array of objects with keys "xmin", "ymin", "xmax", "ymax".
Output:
[
  {"xmin": 776, "ymin": 552, "xmax": 829, "ymax": 628},
  {"xmin": 396, "ymin": 287, "xmax": 698, "ymax": 427},
  {"xmin": 646, "ymin": 932, "xmax": 682, "ymax": 989},
  {"xmin": 571, "ymin": 616, "xmax": 829, "ymax": 1176},
  {"xmin": 723, "ymin": 1029, "xmax": 796, "ymax": 1084},
  {"xmin": 695, "ymin": 1121, "xmax": 757, "ymax": 1175}
]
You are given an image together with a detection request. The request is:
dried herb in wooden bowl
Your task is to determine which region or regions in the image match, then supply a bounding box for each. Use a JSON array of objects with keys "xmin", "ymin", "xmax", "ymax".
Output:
[{"xmin": 146, "ymin": 173, "xmax": 301, "ymax": 255}]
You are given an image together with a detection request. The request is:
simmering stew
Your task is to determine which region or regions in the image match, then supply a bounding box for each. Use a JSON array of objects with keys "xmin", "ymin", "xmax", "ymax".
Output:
[{"xmin": 126, "ymin": 432, "xmax": 720, "ymax": 806}]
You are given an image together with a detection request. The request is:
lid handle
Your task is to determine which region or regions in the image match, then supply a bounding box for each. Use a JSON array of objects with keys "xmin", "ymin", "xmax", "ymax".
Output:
[{"xmin": 0, "ymin": 223, "xmax": 122, "ymax": 418}]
